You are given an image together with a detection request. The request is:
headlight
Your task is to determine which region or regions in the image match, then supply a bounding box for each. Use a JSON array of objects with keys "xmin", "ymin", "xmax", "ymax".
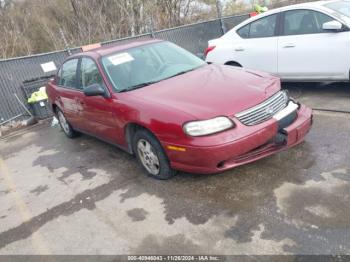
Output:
[{"xmin": 183, "ymin": 116, "xmax": 234, "ymax": 136}]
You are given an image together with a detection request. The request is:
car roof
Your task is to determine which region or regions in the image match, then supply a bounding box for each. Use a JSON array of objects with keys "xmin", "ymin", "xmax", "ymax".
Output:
[
  {"xmin": 271, "ymin": 0, "xmax": 344, "ymax": 13},
  {"xmin": 68, "ymin": 39, "xmax": 164, "ymax": 60},
  {"xmin": 228, "ymin": 0, "xmax": 347, "ymax": 32}
]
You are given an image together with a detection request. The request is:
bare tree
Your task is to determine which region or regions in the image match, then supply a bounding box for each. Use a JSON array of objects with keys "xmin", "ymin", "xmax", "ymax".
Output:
[{"xmin": 0, "ymin": 0, "xmax": 217, "ymax": 59}]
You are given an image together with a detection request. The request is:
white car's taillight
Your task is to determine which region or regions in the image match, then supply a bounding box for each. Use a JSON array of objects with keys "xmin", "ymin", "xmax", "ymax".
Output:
[{"xmin": 204, "ymin": 46, "xmax": 216, "ymax": 57}]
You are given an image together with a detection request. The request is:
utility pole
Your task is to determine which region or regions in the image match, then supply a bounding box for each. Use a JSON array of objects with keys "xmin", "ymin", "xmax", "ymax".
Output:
[
  {"xmin": 60, "ymin": 28, "xmax": 71, "ymax": 56},
  {"xmin": 70, "ymin": 0, "xmax": 82, "ymax": 41},
  {"xmin": 216, "ymin": 0, "xmax": 227, "ymax": 34}
]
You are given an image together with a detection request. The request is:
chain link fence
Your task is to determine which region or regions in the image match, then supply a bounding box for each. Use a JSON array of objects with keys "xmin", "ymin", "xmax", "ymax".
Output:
[{"xmin": 0, "ymin": 14, "xmax": 249, "ymax": 124}]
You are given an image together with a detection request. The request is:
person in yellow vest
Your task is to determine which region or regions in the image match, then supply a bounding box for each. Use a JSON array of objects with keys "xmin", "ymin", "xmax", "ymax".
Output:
[{"xmin": 250, "ymin": 4, "xmax": 269, "ymax": 17}]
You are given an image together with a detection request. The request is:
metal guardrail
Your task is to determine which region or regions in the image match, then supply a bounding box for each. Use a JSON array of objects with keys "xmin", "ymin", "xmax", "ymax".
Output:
[{"xmin": 0, "ymin": 14, "xmax": 249, "ymax": 123}]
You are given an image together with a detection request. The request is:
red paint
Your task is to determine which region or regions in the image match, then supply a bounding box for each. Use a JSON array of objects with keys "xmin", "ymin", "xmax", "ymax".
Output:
[
  {"xmin": 47, "ymin": 40, "xmax": 313, "ymax": 174},
  {"xmin": 204, "ymin": 46, "xmax": 216, "ymax": 57}
]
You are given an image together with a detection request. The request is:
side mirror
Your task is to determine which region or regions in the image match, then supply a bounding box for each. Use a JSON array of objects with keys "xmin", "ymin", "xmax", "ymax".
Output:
[
  {"xmin": 83, "ymin": 84, "xmax": 107, "ymax": 97},
  {"xmin": 322, "ymin": 20, "xmax": 343, "ymax": 31}
]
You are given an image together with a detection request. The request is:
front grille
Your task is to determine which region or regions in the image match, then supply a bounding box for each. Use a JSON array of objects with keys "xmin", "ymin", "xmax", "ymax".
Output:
[{"xmin": 235, "ymin": 91, "xmax": 288, "ymax": 126}]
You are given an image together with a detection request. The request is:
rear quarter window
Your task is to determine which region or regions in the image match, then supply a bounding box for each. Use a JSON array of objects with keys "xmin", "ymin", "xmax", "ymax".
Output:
[
  {"xmin": 237, "ymin": 24, "xmax": 250, "ymax": 38},
  {"xmin": 236, "ymin": 14, "xmax": 277, "ymax": 39}
]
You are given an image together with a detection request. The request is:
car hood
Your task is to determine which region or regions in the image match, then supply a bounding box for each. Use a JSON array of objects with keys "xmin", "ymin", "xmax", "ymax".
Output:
[{"xmin": 128, "ymin": 64, "xmax": 281, "ymax": 120}]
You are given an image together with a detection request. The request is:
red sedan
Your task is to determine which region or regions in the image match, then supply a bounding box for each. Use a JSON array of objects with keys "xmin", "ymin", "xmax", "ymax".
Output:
[{"xmin": 46, "ymin": 39, "xmax": 313, "ymax": 179}]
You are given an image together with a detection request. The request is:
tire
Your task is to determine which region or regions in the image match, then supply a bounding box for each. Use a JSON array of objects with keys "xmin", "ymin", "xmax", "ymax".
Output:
[
  {"xmin": 56, "ymin": 109, "xmax": 79, "ymax": 138},
  {"xmin": 132, "ymin": 129, "xmax": 176, "ymax": 180}
]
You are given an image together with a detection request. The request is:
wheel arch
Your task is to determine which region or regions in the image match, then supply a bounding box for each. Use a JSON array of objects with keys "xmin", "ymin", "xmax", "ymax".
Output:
[
  {"xmin": 225, "ymin": 61, "xmax": 243, "ymax": 67},
  {"xmin": 51, "ymin": 103, "xmax": 59, "ymax": 114},
  {"xmin": 124, "ymin": 122, "xmax": 158, "ymax": 155}
]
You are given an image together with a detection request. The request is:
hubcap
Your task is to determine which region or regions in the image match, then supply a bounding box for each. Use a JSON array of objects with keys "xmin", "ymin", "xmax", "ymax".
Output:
[
  {"xmin": 137, "ymin": 139, "xmax": 160, "ymax": 175},
  {"xmin": 58, "ymin": 111, "xmax": 70, "ymax": 134}
]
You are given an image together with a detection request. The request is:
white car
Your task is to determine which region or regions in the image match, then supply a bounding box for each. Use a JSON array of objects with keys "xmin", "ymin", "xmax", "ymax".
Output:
[{"xmin": 205, "ymin": 0, "xmax": 350, "ymax": 81}]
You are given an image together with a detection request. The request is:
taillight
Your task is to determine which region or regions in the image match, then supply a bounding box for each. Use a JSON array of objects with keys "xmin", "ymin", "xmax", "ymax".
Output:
[{"xmin": 204, "ymin": 46, "xmax": 216, "ymax": 57}]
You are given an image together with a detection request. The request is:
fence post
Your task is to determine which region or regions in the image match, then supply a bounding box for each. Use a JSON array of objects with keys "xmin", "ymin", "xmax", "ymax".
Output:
[
  {"xmin": 149, "ymin": 17, "xmax": 155, "ymax": 38},
  {"xmin": 216, "ymin": 0, "xmax": 227, "ymax": 34},
  {"xmin": 59, "ymin": 28, "xmax": 72, "ymax": 56}
]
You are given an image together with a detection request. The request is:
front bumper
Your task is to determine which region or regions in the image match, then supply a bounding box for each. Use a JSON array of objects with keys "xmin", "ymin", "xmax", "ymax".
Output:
[{"xmin": 163, "ymin": 105, "xmax": 313, "ymax": 174}]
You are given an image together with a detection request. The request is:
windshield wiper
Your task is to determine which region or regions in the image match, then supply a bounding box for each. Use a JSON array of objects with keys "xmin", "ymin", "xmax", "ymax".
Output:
[
  {"xmin": 118, "ymin": 67, "xmax": 201, "ymax": 92},
  {"xmin": 163, "ymin": 68, "xmax": 196, "ymax": 81},
  {"xmin": 119, "ymin": 81, "xmax": 159, "ymax": 92}
]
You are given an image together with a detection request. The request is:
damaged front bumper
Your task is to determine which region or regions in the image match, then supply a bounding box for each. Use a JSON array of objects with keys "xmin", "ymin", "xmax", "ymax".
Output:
[{"xmin": 165, "ymin": 104, "xmax": 313, "ymax": 174}]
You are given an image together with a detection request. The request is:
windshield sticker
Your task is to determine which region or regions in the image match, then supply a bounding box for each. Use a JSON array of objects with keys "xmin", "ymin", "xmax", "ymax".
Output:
[{"xmin": 108, "ymin": 53, "xmax": 134, "ymax": 65}]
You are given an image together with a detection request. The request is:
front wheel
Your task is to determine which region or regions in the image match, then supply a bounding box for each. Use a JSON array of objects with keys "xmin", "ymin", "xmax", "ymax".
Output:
[{"xmin": 132, "ymin": 129, "xmax": 176, "ymax": 180}]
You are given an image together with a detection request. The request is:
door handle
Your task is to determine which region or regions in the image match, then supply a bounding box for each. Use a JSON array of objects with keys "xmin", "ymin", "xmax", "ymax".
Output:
[
  {"xmin": 235, "ymin": 47, "xmax": 245, "ymax": 51},
  {"xmin": 283, "ymin": 43, "xmax": 295, "ymax": 48}
]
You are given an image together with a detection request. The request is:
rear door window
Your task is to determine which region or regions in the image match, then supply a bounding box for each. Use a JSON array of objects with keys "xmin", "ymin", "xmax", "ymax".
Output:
[{"xmin": 59, "ymin": 59, "xmax": 79, "ymax": 89}]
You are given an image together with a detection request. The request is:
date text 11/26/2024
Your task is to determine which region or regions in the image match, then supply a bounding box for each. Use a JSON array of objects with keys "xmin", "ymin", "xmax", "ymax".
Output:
[{"xmin": 127, "ymin": 255, "xmax": 220, "ymax": 261}]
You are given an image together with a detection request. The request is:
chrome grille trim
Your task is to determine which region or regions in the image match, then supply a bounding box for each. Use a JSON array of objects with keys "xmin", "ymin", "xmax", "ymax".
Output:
[{"xmin": 235, "ymin": 91, "xmax": 288, "ymax": 126}]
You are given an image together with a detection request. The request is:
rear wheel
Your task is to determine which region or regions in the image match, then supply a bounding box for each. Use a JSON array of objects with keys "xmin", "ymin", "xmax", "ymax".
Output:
[
  {"xmin": 132, "ymin": 129, "xmax": 176, "ymax": 180},
  {"xmin": 57, "ymin": 109, "xmax": 79, "ymax": 138}
]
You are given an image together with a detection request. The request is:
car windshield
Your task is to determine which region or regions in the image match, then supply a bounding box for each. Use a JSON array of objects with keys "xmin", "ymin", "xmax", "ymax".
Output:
[
  {"xmin": 101, "ymin": 41, "xmax": 206, "ymax": 92},
  {"xmin": 325, "ymin": 1, "xmax": 350, "ymax": 18}
]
